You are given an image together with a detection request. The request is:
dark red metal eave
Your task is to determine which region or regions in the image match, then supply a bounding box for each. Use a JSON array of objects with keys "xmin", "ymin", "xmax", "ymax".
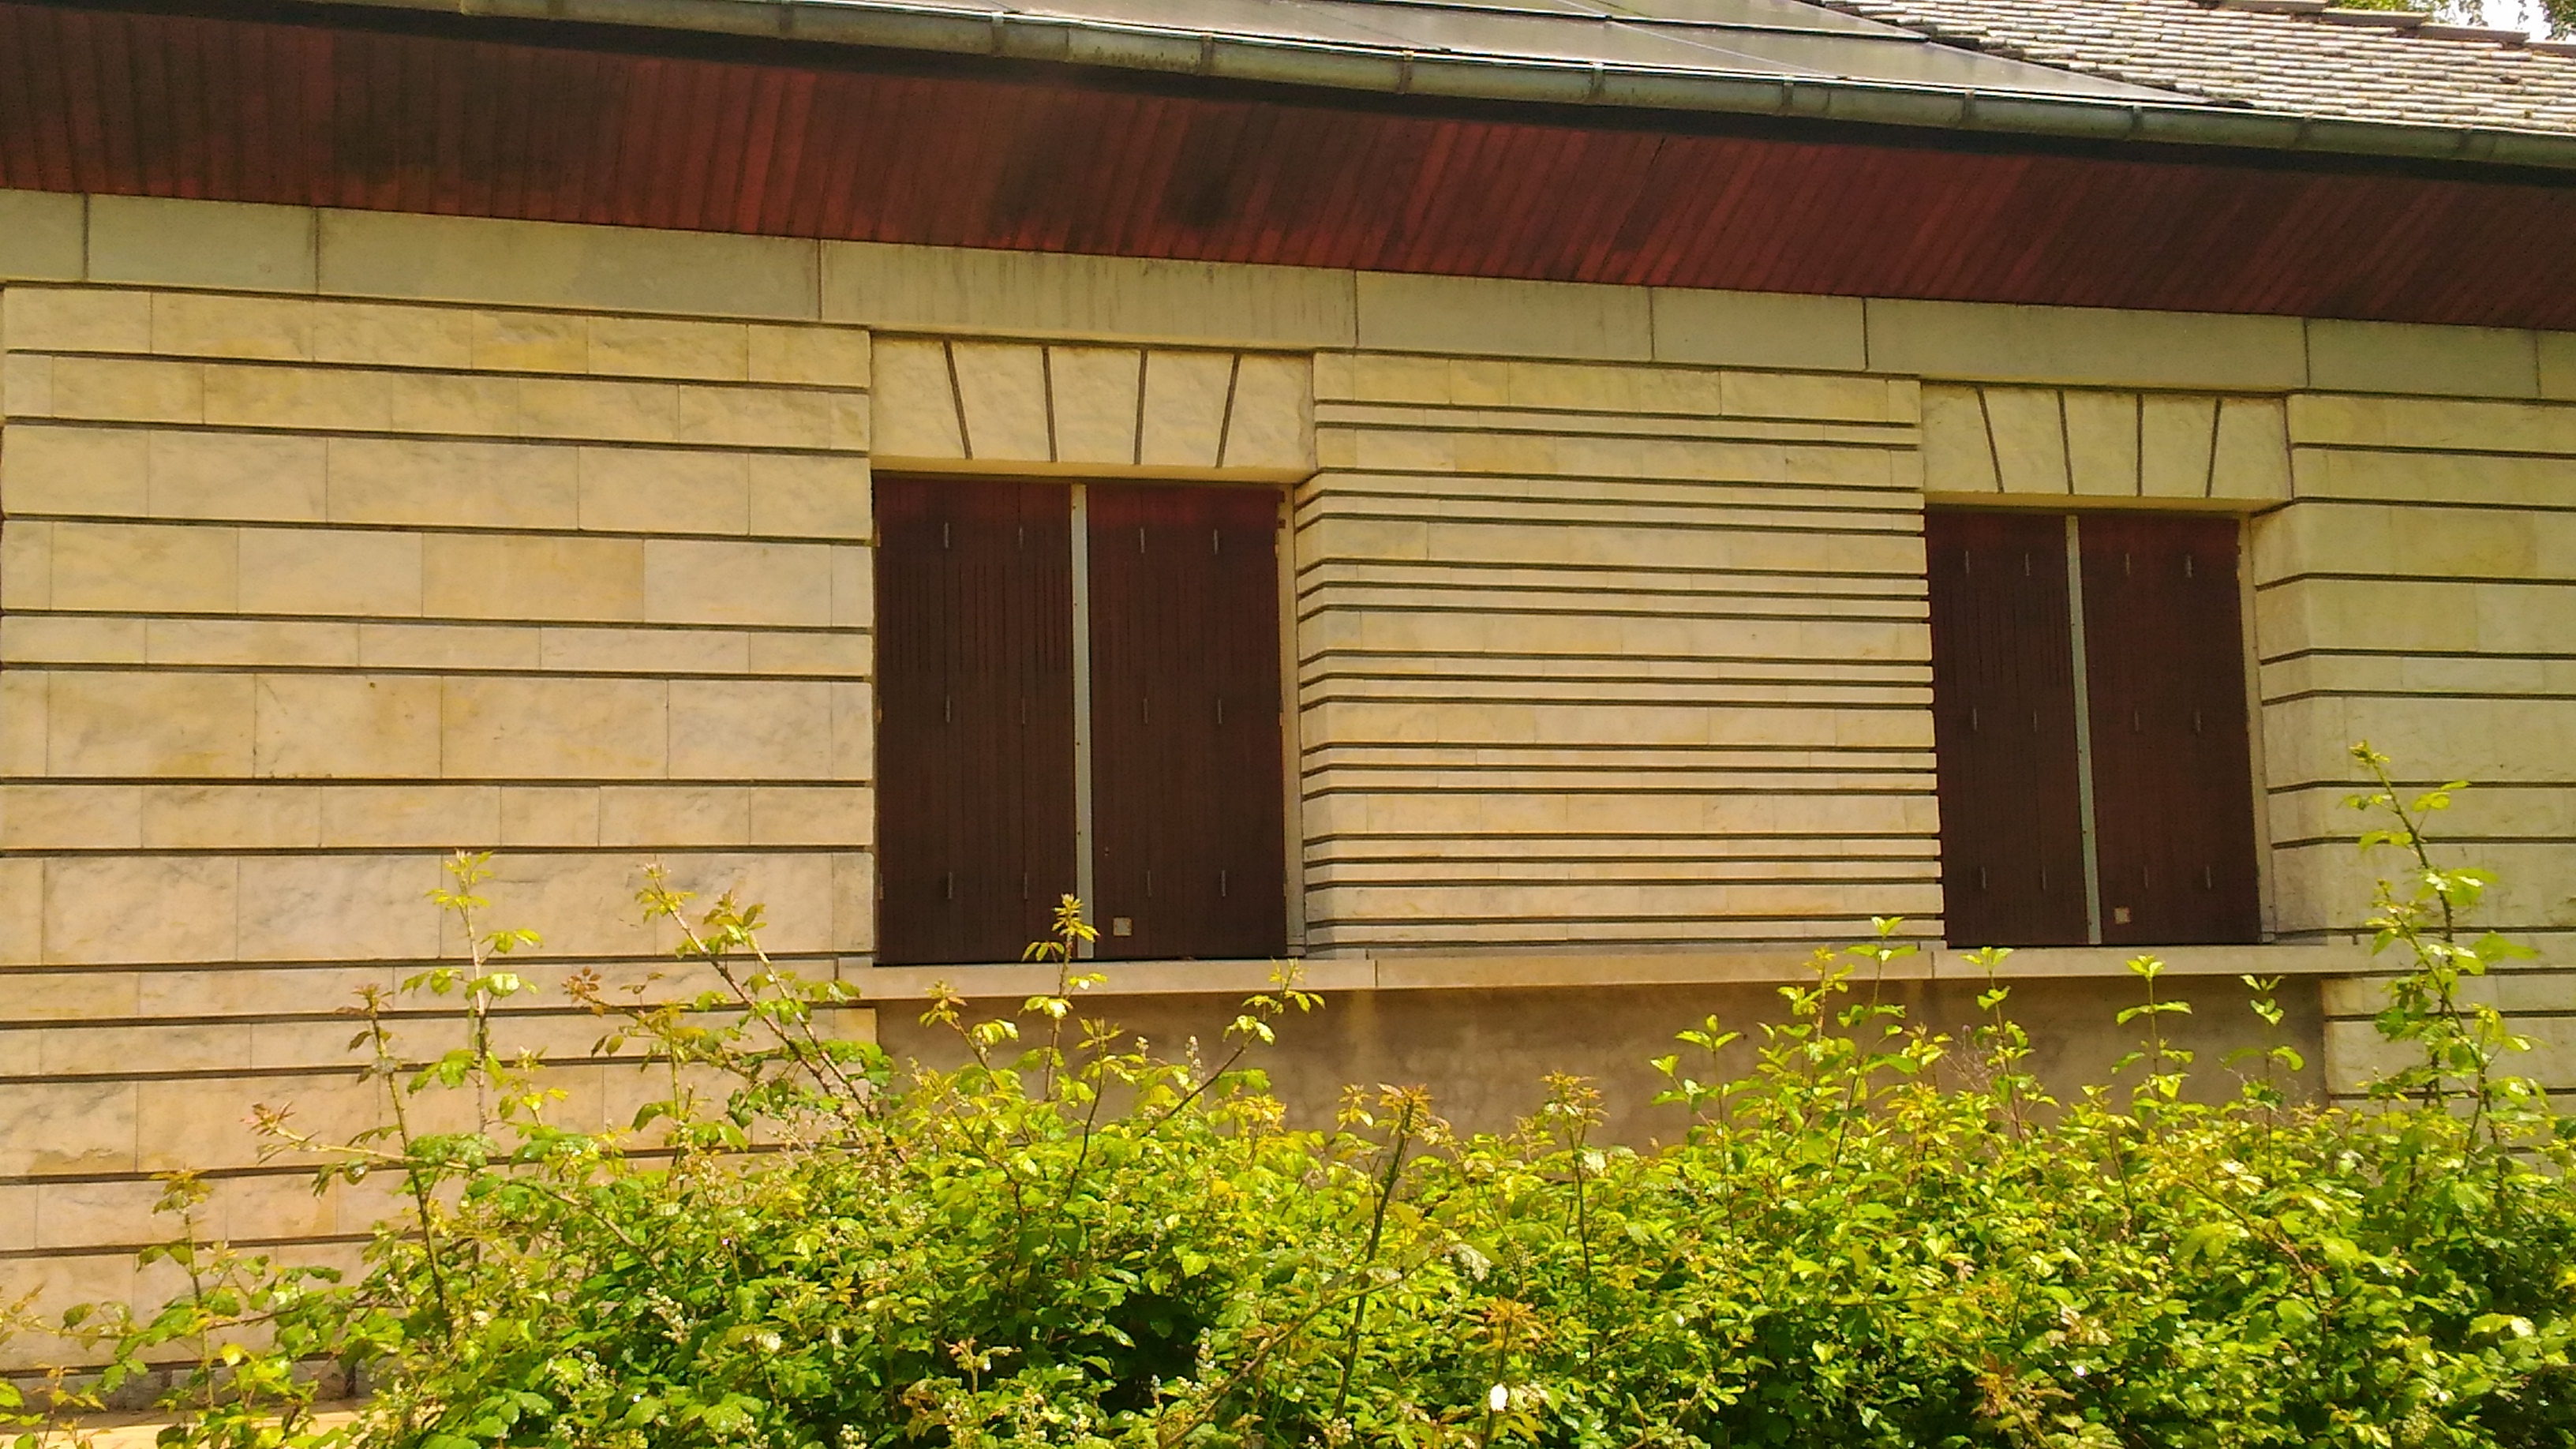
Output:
[{"xmin": 6, "ymin": 1, "xmax": 2576, "ymax": 330}]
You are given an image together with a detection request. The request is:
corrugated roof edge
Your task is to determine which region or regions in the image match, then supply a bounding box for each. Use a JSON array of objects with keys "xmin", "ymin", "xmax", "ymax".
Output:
[{"xmin": 311, "ymin": 0, "xmax": 2576, "ymax": 170}]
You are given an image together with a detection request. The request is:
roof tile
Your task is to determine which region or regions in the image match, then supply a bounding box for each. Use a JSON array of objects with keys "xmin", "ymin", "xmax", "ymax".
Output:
[{"xmin": 1817, "ymin": 0, "xmax": 2576, "ymax": 134}]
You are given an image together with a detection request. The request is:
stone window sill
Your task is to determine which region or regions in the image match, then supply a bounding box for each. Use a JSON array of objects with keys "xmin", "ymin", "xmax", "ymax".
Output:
[{"xmin": 843, "ymin": 942, "xmax": 2372, "ymax": 1001}]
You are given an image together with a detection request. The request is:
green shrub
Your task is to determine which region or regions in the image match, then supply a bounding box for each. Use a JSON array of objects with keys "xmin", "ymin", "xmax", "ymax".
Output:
[{"xmin": 13, "ymin": 743, "xmax": 2576, "ymax": 1449}]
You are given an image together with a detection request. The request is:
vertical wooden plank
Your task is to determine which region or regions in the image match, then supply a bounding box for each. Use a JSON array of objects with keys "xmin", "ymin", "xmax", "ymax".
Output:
[
  {"xmin": 1088, "ymin": 484, "xmax": 1286, "ymax": 962},
  {"xmin": 2080, "ymin": 513, "xmax": 2261, "ymax": 945},
  {"xmin": 874, "ymin": 477, "xmax": 1076, "ymax": 966},
  {"xmin": 1925, "ymin": 510, "xmax": 2091, "ymax": 948}
]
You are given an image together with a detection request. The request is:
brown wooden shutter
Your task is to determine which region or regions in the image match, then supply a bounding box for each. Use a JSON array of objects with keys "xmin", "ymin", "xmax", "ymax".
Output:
[
  {"xmin": 873, "ymin": 477, "xmax": 1078, "ymax": 966},
  {"xmin": 2079, "ymin": 512, "xmax": 2261, "ymax": 946},
  {"xmin": 1925, "ymin": 510, "xmax": 2091, "ymax": 948},
  {"xmin": 1086, "ymin": 483, "xmax": 1286, "ymax": 961}
]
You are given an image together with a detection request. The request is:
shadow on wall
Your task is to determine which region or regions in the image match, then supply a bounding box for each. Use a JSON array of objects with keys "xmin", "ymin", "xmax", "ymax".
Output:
[{"xmin": 875, "ymin": 973, "xmax": 2326, "ymax": 1146}]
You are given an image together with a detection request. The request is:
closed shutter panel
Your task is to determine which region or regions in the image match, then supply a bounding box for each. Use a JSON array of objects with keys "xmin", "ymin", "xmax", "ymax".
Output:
[
  {"xmin": 2080, "ymin": 513, "xmax": 2260, "ymax": 946},
  {"xmin": 1925, "ymin": 510, "xmax": 2091, "ymax": 947},
  {"xmin": 873, "ymin": 477, "xmax": 1078, "ymax": 966},
  {"xmin": 1087, "ymin": 484, "xmax": 1286, "ymax": 961}
]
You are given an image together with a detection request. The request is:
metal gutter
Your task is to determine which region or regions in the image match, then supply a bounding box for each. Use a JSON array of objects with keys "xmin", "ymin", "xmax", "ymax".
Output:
[{"xmin": 340, "ymin": 0, "xmax": 2576, "ymax": 170}]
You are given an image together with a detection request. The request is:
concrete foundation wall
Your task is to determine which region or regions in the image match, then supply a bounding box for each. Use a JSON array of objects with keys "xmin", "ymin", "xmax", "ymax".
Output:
[{"xmin": 1, "ymin": 188, "xmax": 2570, "ymax": 1363}]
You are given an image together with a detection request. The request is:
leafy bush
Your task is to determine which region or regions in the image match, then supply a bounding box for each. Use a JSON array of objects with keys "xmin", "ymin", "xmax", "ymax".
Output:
[{"xmin": 12, "ymin": 743, "xmax": 2576, "ymax": 1449}]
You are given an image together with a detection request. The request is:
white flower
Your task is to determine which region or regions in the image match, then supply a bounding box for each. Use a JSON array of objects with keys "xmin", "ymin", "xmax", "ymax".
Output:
[{"xmin": 1488, "ymin": 1384, "xmax": 1510, "ymax": 1413}]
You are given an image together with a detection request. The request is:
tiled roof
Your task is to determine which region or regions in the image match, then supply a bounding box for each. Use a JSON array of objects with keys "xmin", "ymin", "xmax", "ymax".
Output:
[{"xmin": 1817, "ymin": 0, "xmax": 2576, "ymax": 134}]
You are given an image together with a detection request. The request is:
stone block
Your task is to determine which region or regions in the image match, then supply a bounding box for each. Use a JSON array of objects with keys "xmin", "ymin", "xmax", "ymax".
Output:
[
  {"xmin": 236, "ymin": 854, "xmax": 444, "ymax": 961},
  {"xmin": 422, "ymin": 534, "xmax": 646, "ymax": 623},
  {"xmin": 2543, "ymin": 331, "xmax": 2576, "ymax": 402},
  {"xmin": 540, "ymin": 625, "xmax": 748, "ymax": 675},
  {"xmin": 328, "ymin": 435, "xmax": 580, "ymax": 530},
  {"xmin": 133, "ymin": 1070, "xmax": 379, "ymax": 1173},
  {"xmin": 320, "ymin": 209, "xmax": 821, "ymax": 320},
  {"xmin": 746, "ymin": 628, "xmax": 871, "ymax": 677},
  {"xmin": 1046, "ymin": 345, "xmax": 1141, "ymax": 464},
  {"xmin": 140, "ymin": 784, "xmax": 324, "ymax": 851},
  {"xmin": 831, "ymin": 544, "xmax": 871, "ymax": 628},
  {"xmin": 822, "ymin": 241, "xmax": 1354, "ymax": 347},
  {"xmin": 88, "ymin": 197, "xmax": 317, "ymax": 293},
  {"xmin": 471, "ymin": 311, "xmax": 588, "ymax": 373},
  {"xmin": 1721, "ymin": 371, "xmax": 1911, "ymax": 425},
  {"xmin": 1356, "ymin": 272, "xmax": 1650, "ymax": 361},
  {"xmin": 149, "ymin": 293, "xmax": 316, "ymax": 362},
  {"xmin": 577, "ymin": 446, "xmax": 750, "ymax": 535},
  {"xmin": 0, "ymin": 521, "xmax": 49, "ymax": 610},
  {"xmin": 0, "ymin": 424, "xmax": 149, "ymax": 516},
  {"xmin": 149, "ymin": 429, "xmax": 329, "ymax": 522},
  {"xmin": 749, "ymin": 324, "xmax": 869, "ymax": 388},
  {"xmin": 2286, "ymin": 393, "xmax": 2576, "ymax": 455},
  {"xmin": 0, "ymin": 189, "xmax": 84, "ymax": 282},
  {"xmin": 749, "ymin": 784, "xmax": 872, "ymax": 846},
  {"xmin": 1222, "ymin": 353, "xmax": 1312, "ymax": 470},
  {"xmin": 147, "ymin": 617, "xmax": 359, "ymax": 668},
  {"xmin": 1916, "ymin": 384, "xmax": 1994, "ymax": 493},
  {"xmin": 584, "ymin": 314, "xmax": 752, "ymax": 384},
  {"xmin": 2, "ymin": 352, "xmax": 52, "ymax": 415},
  {"xmin": 47, "ymin": 671, "xmax": 255, "ymax": 777},
  {"xmin": 833, "ymin": 682, "xmax": 874, "ymax": 781},
  {"xmin": 0, "ymin": 784, "xmax": 144, "ymax": 850},
  {"xmin": 747, "ymin": 453, "xmax": 871, "ymax": 540},
  {"xmin": 598, "ymin": 784, "xmax": 754, "ymax": 846},
  {"xmin": 43, "ymin": 856, "xmax": 238, "ymax": 966},
  {"xmin": 1138, "ymin": 350, "xmax": 1234, "ymax": 467},
  {"xmin": 2292, "ymin": 447, "xmax": 2570, "ymax": 508},
  {"xmin": 43, "ymin": 356, "xmax": 204, "ymax": 424},
  {"xmin": 868, "ymin": 338, "xmax": 964, "ymax": 459},
  {"xmin": 253, "ymin": 675, "xmax": 442, "ymax": 777},
  {"xmin": 2063, "ymin": 391, "xmax": 2140, "ymax": 496},
  {"xmin": 2306, "ymin": 319, "xmax": 2539, "ymax": 400},
  {"xmin": 0, "ymin": 1081, "xmax": 137, "ymax": 1176},
  {"xmin": 0, "ymin": 857, "xmax": 37, "ymax": 964},
  {"xmin": 0, "ymin": 611, "xmax": 140, "ymax": 670},
  {"xmin": 1980, "ymin": 388, "xmax": 2069, "ymax": 494},
  {"xmin": 2139, "ymin": 393, "xmax": 2217, "ymax": 498},
  {"xmin": 4, "ymin": 605, "xmax": 144, "ymax": 665},
  {"xmin": 2210, "ymin": 397, "xmax": 2291, "ymax": 501},
  {"xmin": 644, "ymin": 539, "xmax": 835, "ymax": 627},
  {"xmin": 470, "ymin": 853, "xmax": 661, "ymax": 960},
  {"xmin": 237, "ymin": 527, "xmax": 425, "ymax": 617},
  {"xmin": 832, "ymin": 851, "xmax": 875, "ymax": 953},
  {"xmin": 949, "ymin": 341, "xmax": 1052, "ymax": 461},
  {"xmin": 200, "ymin": 361, "xmax": 386, "ymax": 432},
  {"xmin": 39, "ymin": 1020, "xmax": 253, "ymax": 1076},
  {"xmin": 0, "ymin": 968, "xmax": 140, "ymax": 1021},
  {"xmin": 1865, "ymin": 298, "xmax": 2306, "ymax": 391},
  {"xmin": 1649, "ymin": 287, "xmax": 1868, "ymax": 373},
  {"xmin": 357, "ymin": 622, "xmax": 541, "ymax": 671},
  {"xmin": 47, "ymin": 520, "xmax": 235, "ymax": 612},
  {"xmin": 3, "ymin": 286, "xmax": 152, "ymax": 354},
  {"xmin": 676, "ymin": 383, "xmax": 862, "ymax": 451},
  {"xmin": 518, "ymin": 376, "xmax": 679, "ymax": 443},
  {"xmin": 440, "ymin": 677, "xmax": 668, "ymax": 779},
  {"xmin": 668, "ymin": 679, "xmax": 835, "ymax": 779},
  {"xmin": 311, "ymin": 301, "xmax": 475, "ymax": 371},
  {"xmin": 499, "ymin": 785, "xmax": 600, "ymax": 846}
]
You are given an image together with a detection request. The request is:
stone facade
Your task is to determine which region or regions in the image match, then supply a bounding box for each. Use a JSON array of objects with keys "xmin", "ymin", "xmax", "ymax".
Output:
[{"xmin": 2, "ymin": 189, "xmax": 2573, "ymax": 1355}]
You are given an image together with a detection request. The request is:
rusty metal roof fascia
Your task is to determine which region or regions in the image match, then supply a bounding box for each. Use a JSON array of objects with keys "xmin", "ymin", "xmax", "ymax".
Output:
[{"xmin": 309, "ymin": 0, "xmax": 2576, "ymax": 170}]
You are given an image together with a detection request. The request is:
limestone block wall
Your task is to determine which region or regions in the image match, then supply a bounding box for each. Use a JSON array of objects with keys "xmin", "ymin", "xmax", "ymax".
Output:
[
  {"xmin": 0, "ymin": 284, "xmax": 877, "ymax": 1327},
  {"xmin": 1298, "ymin": 352, "xmax": 1938, "ymax": 953},
  {"xmin": 1919, "ymin": 382, "xmax": 2291, "ymax": 504},
  {"xmin": 2250, "ymin": 391, "xmax": 2576, "ymax": 1101}
]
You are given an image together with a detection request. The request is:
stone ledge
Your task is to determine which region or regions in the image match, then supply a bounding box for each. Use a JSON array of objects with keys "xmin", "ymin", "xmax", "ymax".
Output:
[{"xmin": 844, "ymin": 942, "xmax": 2371, "ymax": 1000}]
